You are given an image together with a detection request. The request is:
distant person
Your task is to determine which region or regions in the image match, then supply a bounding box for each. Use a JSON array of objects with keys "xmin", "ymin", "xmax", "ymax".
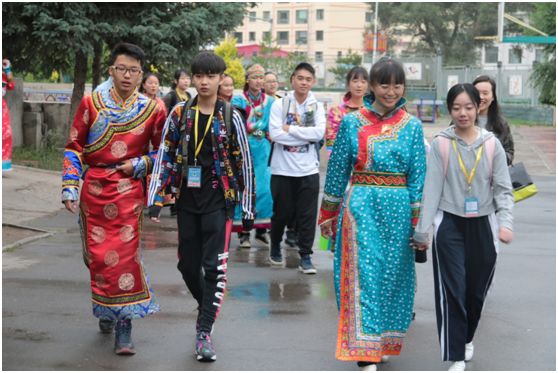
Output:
[
  {"xmin": 319, "ymin": 57, "xmax": 426, "ymax": 370},
  {"xmin": 148, "ymin": 51, "xmax": 254, "ymax": 362},
  {"xmin": 232, "ymin": 64, "xmax": 275, "ymax": 249},
  {"xmin": 164, "ymin": 68, "xmax": 191, "ymax": 113},
  {"xmin": 413, "ymin": 83, "xmax": 513, "ymax": 371},
  {"xmin": 139, "ymin": 72, "xmax": 175, "ymax": 222},
  {"xmin": 218, "ymin": 73, "xmax": 235, "ymax": 102},
  {"xmin": 268, "ymin": 62, "xmax": 325, "ymax": 274},
  {"xmin": 61, "ymin": 42, "xmax": 166, "ymax": 355},
  {"xmin": 264, "ymin": 71, "xmax": 281, "ymax": 98},
  {"xmin": 472, "ymin": 75, "xmax": 514, "ymax": 165},
  {"xmin": 2, "ymin": 58, "xmax": 14, "ymax": 173},
  {"xmin": 325, "ymin": 66, "xmax": 369, "ymax": 155}
]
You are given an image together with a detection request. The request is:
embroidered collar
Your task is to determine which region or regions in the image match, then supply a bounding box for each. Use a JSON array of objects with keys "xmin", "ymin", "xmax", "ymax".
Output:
[
  {"xmin": 363, "ymin": 94, "xmax": 407, "ymax": 120},
  {"xmin": 109, "ymin": 87, "xmax": 139, "ymax": 109}
]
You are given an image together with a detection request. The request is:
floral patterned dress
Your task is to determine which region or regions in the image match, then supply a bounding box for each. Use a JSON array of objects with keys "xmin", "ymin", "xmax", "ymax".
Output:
[
  {"xmin": 62, "ymin": 87, "xmax": 166, "ymax": 320},
  {"xmin": 318, "ymin": 95, "xmax": 426, "ymax": 363}
]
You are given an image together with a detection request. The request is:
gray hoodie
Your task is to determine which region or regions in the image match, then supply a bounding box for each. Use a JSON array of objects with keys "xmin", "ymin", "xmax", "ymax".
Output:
[{"xmin": 413, "ymin": 125, "xmax": 514, "ymax": 244}]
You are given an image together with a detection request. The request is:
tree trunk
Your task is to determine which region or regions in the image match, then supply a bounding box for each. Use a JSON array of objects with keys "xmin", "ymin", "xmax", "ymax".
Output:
[
  {"xmin": 68, "ymin": 50, "xmax": 88, "ymax": 134},
  {"xmin": 92, "ymin": 41, "xmax": 103, "ymax": 89}
]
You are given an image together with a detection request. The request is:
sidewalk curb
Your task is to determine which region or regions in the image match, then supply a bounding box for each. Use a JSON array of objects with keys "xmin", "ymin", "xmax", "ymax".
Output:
[{"xmin": 2, "ymin": 223, "xmax": 54, "ymax": 252}]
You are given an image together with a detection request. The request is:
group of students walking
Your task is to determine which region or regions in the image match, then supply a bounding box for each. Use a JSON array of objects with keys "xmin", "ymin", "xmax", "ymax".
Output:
[{"xmin": 61, "ymin": 42, "xmax": 514, "ymax": 370}]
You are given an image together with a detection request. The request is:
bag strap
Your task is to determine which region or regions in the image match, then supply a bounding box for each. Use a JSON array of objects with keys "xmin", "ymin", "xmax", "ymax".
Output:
[
  {"xmin": 438, "ymin": 136, "xmax": 451, "ymax": 177},
  {"xmin": 484, "ymin": 136, "xmax": 496, "ymax": 178},
  {"xmin": 223, "ymin": 100, "xmax": 232, "ymax": 136}
]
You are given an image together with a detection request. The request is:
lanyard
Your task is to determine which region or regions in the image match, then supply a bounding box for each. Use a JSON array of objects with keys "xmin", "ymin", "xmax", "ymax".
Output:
[
  {"xmin": 193, "ymin": 106, "xmax": 214, "ymax": 163},
  {"xmin": 452, "ymin": 139, "xmax": 483, "ymax": 187}
]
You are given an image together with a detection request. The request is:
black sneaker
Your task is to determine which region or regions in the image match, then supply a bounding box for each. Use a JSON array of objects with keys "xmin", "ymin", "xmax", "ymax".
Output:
[
  {"xmin": 238, "ymin": 232, "xmax": 251, "ymax": 249},
  {"xmin": 285, "ymin": 229, "xmax": 297, "ymax": 247},
  {"xmin": 255, "ymin": 232, "xmax": 270, "ymax": 246},
  {"xmin": 298, "ymin": 255, "xmax": 317, "ymax": 274},
  {"xmin": 195, "ymin": 331, "xmax": 217, "ymax": 362},
  {"xmin": 99, "ymin": 319, "xmax": 116, "ymax": 334},
  {"xmin": 269, "ymin": 243, "xmax": 283, "ymax": 266}
]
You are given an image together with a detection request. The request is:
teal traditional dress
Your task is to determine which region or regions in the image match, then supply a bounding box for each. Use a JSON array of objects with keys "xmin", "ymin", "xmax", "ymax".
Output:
[
  {"xmin": 318, "ymin": 95, "xmax": 426, "ymax": 363},
  {"xmin": 232, "ymin": 91, "xmax": 275, "ymax": 231}
]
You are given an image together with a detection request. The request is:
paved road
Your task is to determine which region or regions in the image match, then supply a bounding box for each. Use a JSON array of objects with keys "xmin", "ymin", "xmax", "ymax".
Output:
[{"xmin": 2, "ymin": 123, "xmax": 555, "ymax": 370}]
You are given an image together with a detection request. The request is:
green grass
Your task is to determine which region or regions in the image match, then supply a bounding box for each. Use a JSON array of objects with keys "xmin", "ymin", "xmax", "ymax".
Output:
[{"xmin": 12, "ymin": 146, "xmax": 64, "ymax": 171}]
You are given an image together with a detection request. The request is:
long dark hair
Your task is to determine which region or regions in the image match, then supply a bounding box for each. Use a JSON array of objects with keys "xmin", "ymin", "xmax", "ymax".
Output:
[
  {"xmin": 446, "ymin": 83, "xmax": 481, "ymax": 123},
  {"xmin": 368, "ymin": 57, "xmax": 406, "ymax": 101},
  {"xmin": 472, "ymin": 75, "xmax": 510, "ymax": 138}
]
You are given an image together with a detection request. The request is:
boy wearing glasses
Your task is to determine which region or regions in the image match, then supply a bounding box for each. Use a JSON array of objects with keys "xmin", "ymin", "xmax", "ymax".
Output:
[
  {"xmin": 149, "ymin": 52, "xmax": 254, "ymax": 362},
  {"xmin": 61, "ymin": 42, "xmax": 166, "ymax": 355}
]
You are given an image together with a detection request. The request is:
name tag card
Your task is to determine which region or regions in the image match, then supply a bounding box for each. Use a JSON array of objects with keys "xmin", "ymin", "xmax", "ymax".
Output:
[
  {"xmin": 464, "ymin": 196, "xmax": 479, "ymax": 217},
  {"xmin": 187, "ymin": 166, "xmax": 202, "ymax": 188}
]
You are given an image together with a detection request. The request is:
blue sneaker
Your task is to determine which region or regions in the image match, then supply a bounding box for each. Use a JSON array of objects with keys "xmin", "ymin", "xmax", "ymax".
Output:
[
  {"xmin": 299, "ymin": 255, "xmax": 317, "ymax": 274},
  {"xmin": 269, "ymin": 243, "xmax": 283, "ymax": 266},
  {"xmin": 195, "ymin": 331, "xmax": 217, "ymax": 362}
]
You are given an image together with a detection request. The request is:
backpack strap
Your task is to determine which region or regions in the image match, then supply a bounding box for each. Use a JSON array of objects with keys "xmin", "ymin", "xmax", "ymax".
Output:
[
  {"xmin": 484, "ymin": 136, "xmax": 496, "ymax": 180},
  {"xmin": 180, "ymin": 97, "xmax": 197, "ymax": 157},
  {"xmin": 437, "ymin": 136, "xmax": 451, "ymax": 177},
  {"xmin": 282, "ymin": 97, "xmax": 290, "ymax": 122},
  {"xmin": 223, "ymin": 100, "xmax": 232, "ymax": 136}
]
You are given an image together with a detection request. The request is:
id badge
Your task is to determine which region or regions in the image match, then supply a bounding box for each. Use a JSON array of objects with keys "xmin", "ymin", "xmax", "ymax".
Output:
[
  {"xmin": 187, "ymin": 166, "xmax": 202, "ymax": 188},
  {"xmin": 464, "ymin": 196, "xmax": 480, "ymax": 217}
]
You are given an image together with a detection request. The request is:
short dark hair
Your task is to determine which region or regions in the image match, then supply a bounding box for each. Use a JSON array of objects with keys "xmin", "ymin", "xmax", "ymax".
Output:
[
  {"xmin": 446, "ymin": 83, "xmax": 481, "ymax": 110},
  {"xmin": 369, "ymin": 56, "xmax": 405, "ymax": 86},
  {"xmin": 191, "ymin": 52, "xmax": 226, "ymax": 75},
  {"xmin": 139, "ymin": 72, "xmax": 159, "ymax": 94},
  {"xmin": 291, "ymin": 62, "xmax": 315, "ymax": 79},
  {"xmin": 171, "ymin": 68, "xmax": 190, "ymax": 90},
  {"xmin": 109, "ymin": 42, "xmax": 145, "ymax": 67},
  {"xmin": 346, "ymin": 66, "xmax": 369, "ymax": 87}
]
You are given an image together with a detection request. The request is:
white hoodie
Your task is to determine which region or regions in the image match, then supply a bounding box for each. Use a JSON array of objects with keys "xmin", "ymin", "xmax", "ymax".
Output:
[{"xmin": 269, "ymin": 91, "xmax": 326, "ymax": 177}]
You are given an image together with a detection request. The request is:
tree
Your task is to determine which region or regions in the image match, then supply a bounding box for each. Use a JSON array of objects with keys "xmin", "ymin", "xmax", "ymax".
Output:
[
  {"xmin": 2, "ymin": 3, "xmax": 252, "ymax": 128},
  {"xmin": 373, "ymin": 3, "xmax": 533, "ymax": 65},
  {"xmin": 328, "ymin": 49, "xmax": 362, "ymax": 87},
  {"xmin": 251, "ymin": 34, "xmax": 306, "ymax": 85},
  {"xmin": 529, "ymin": 2, "xmax": 556, "ymax": 105},
  {"xmin": 214, "ymin": 36, "xmax": 245, "ymax": 89}
]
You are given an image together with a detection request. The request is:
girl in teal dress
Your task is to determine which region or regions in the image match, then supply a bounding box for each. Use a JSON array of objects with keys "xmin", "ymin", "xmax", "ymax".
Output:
[
  {"xmin": 319, "ymin": 58, "xmax": 426, "ymax": 371},
  {"xmin": 232, "ymin": 64, "xmax": 275, "ymax": 248}
]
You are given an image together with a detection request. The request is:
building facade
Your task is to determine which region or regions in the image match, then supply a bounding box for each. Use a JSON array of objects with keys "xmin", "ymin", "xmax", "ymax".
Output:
[{"xmin": 231, "ymin": 2, "xmax": 372, "ymax": 87}]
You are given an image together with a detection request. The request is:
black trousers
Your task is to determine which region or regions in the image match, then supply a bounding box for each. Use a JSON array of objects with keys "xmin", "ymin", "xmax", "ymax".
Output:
[
  {"xmin": 270, "ymin": 173, "xmax": 319, "ymax": 256},
  {"xmin": 432, "ymin": 211, "xmax": 498, "ymax": 361},
  {"xmin": 177, "ymin": 208, "xmax": 231, "ymax": 333}
]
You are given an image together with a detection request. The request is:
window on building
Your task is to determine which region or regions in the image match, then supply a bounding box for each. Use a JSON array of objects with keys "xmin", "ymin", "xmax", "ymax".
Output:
[
  {"xmin": 263, "ymin": 31, "xmax": 271, "ymax": 41},
  {"xmin": 233, "ymin": 32, "xmax": 243, "ymax": 44},
  {"xmin": 277, "ymin": 31, "xmax": 289, "ymax": 45},
  {"xmin": 316, "ymin": 9, "xmax": 324, "ymax": 20},
  {"xmin": 315, "ymin": 51, "xmax": 323, "ymax": 62},
  {"xmin": 295, "ymin": 31, "xmax": 308, "ymax": 45},
  {"xmin": 316, "ymin": 30, "xmax": 324, "ymax": 41},
  {"xmin": 509, "ymin": 47, "xmax": 522, "ymax": 64},
  {"xmin": 277, "ymin": 10, "xmax": 289, "ymax": 24},
  {"xmin": 484, "ymin": 46, "xmax": 498, "ymax": 64},
  {"xmin": 294, "ymin": 51, "xmax": 307, "ymax": 57},
  {"xmin": 337, "ymin": 51, "xmax": 343, "ymax": 58},
  {"xmin": 249, "ymin": 11, "xmax": 256, "ymax": 22},
  {"xmin": 296, "ymin": 9, "xmax": 308, "ymax": 24},
  {"xmin": 263, "ymin": 11, "xmax": 270, "ymax": 21},
  {"xmin": 365, "ymin": 12, "xmax": 373, "ymax": 22},
  {"xmin": 249, "ymin": 32, "xmax": 256, "ymax": 42}
]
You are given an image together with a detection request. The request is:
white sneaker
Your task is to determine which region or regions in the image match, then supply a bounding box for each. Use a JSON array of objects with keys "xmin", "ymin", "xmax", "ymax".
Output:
[
  {"xmin": 360, "ymin": 363, "xmax": 377, "ymax": 371},
  {"xmin": 465, "ymin": 342, "xmax": 474, "ymax": 361},
  {"xmin": 448, "ymin": 361, "xmax": 466, "ymax": 371}
]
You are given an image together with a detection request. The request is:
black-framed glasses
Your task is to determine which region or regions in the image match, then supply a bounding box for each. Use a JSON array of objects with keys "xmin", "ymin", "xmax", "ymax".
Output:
[{"xmin": 111, "ymin": 65, "xmax": 142, "ymax": 76}]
